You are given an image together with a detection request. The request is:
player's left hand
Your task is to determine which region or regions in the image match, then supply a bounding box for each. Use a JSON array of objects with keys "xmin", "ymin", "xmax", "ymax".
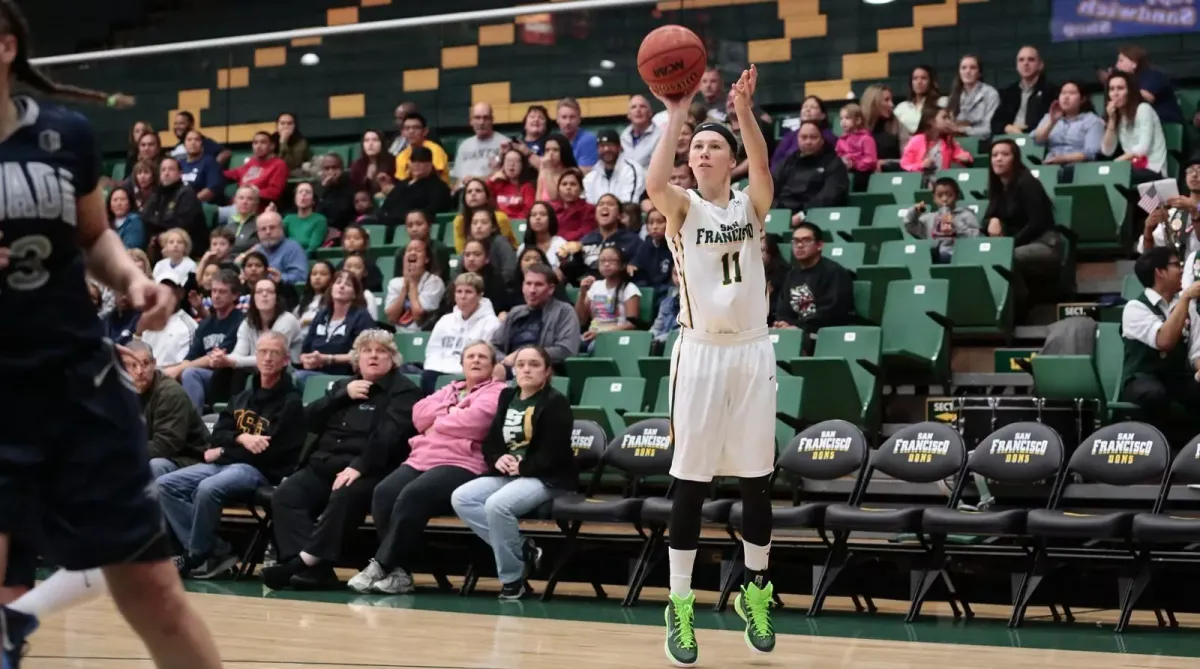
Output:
[
  {"xmin": 731, "ymin": 65, "xmax": 758, "ymax": 107},
  {"xmin": 129, "ymin": 275, "xmax": 174, "ymax": 331}
]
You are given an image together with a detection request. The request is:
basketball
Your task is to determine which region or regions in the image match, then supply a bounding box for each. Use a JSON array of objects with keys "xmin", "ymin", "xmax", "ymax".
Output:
[{"xmin": 637, "ymin": 25, "xmax": 707, "ymax": 99}]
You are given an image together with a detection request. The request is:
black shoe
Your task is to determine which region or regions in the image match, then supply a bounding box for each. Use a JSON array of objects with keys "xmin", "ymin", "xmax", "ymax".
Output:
[
  {"xmin": 290, "ymin": 563, "xmax": 342, "ymax": 590},
  {"xmin": 498, "ymin": 580, "xmax": 532, "ymax": 601},
  {"xmin": 2, "ymin": 606, "xmax": 38, "ymax": 669},
  {"xmin": 521, "ymin": 538, "xmax": 543, "ymax": 579},
  {"xmin": 261, "ymin": 557, "xmax": 305, "ymax": 590}
]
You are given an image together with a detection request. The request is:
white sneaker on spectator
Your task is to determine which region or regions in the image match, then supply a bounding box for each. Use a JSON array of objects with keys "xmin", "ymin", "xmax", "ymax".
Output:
[
  {"xmin": 348, "ymin": 559, "xmax": 388, "ymax": 594},
  {"xmin": 372, "ymin": 567, "xmax": 414, "ymax": 595}
]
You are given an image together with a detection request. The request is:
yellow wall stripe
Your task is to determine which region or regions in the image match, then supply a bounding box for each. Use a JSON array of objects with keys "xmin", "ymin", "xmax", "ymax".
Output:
[
  {"xmin": 442, "ymin": 45, "xmax": 479, "ymax": 69},
  {"xmin": 177, "ymin": 89, "xmax": 210, "ymax": 110},
  {"xmin": 329, "ymin": 94, "xmax": 366, "ymax": 120},
  {"xmin": 327, "ymin": 7, "xmax": 359, "ymax": 25},
  {"xmin": 291, "ymin": 36, "xmax": 322, "ymax": 47},
  {"xmin": 479, "ymin": 24, "xmax": 515, "ymax": 46},
  {"xmin": 254, "ymin": 46, "xmax": 287, "ymax": 68},
  {"xmin": 216, "ymin": 67, "xmax": 249, "ymax": 90},
  {"xmin": 403, "ymin": 68, "xmax": 440, "ymax": 92}
]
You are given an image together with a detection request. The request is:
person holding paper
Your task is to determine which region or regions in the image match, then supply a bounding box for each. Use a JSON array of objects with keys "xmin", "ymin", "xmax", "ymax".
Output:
[{"xmin": 1137, "ymin": 155, "xmax": 1200, "ymax": 258}]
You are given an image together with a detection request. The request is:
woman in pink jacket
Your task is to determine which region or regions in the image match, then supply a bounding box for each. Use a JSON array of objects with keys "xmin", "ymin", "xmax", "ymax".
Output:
[
  {"xmin": 347, "ymin": 340, "xmax": 506, "ymax": 595},
  {"xmin": 900, "ymin": 107, "xmax": 973, "ymax": 183}
]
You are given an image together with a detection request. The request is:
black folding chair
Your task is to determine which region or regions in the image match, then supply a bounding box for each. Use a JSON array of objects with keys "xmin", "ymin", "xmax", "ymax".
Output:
[
  {"xmin": 1014, "ymin": 421, "xmax": 1170, "ymax": 628},
  {"xmin": 813, "ymin": 421, "xmax": 968, "ymax": 618},
  {"xmin": 914, "ymin": 421, "xmax": 1064, "ymax": 622}
]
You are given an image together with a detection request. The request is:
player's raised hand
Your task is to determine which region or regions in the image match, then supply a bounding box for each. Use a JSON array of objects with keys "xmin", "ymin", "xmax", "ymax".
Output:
[
  {"xmin": 653, "ymin": 82, "xmax": 698, "ymax": 112},
  {"xmin": 129, "ymin": 275, "xmax": 174, "ymax": 331},
  {"xmin": 731, "ymin": 65, "xmax": 758, "ymax": 106}
]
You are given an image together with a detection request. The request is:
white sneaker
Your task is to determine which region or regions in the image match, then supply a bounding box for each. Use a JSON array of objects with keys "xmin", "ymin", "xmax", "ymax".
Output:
[
  {"xmin": 372, "ymin": 567, "xmax": 414, "ymax": 595},
  {"xmin": 348, "ymin": 559, "xmax": 387, "ymax": 594}
]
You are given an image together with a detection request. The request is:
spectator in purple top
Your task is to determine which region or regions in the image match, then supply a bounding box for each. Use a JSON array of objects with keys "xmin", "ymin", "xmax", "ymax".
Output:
[{"xmin": 771, "ymin": 96, "xmax": 837, "ymax": 171}]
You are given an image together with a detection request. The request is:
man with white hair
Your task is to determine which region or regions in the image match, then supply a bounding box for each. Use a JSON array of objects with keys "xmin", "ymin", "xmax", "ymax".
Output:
[
  {"xmin": 621, "ymin": 94, "xmax": 661, "ymax": 169},
  {"xmin": 248, "ymin": 210, "xmax": 308, "ymax": 284},
  {"xmin": 157, "ymin": 331, "xmax": 306, "ymax": 579}
]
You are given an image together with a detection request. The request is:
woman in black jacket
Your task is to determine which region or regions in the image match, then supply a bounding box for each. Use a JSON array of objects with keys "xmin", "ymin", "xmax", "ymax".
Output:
[
  {"xmin": 450, "ymin": 345, "xmax": 577, "ymax": 600},
  {"xmin": 982, "ymin": 139, "xmax": 1060, "ymax": 310},
  {"xmin": 262, "ymin": 329, "xmax": 423, "ymax": 590}
]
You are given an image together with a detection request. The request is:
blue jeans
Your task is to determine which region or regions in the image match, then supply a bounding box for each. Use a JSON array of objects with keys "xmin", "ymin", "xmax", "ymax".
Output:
[
  {"xmin": 180, "ymin": 367, "xmax": 214, "ymax": 413},
  {"xmin": 450, "ymin": 476, "xmax": 558, "ymax": 585},
  {"xmin": 149, "ymin": 457, "xmax": 180, "ymax": 479},
  {"xmin": 158, "ymin": 462, "xmax": 267, "ymax": 557}
]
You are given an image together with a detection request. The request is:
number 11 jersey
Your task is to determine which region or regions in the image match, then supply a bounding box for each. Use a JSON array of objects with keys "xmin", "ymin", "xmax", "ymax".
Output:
[
  {"xmin": 0, "ymin": 97, "xmax": 105, "ymax": 373},
  {"xmin": 666, "ymin": 189, "xmax": 767, "ymax": 335}
]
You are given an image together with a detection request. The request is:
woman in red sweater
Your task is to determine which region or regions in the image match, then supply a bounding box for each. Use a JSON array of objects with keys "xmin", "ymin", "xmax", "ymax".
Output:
[
  {"xmin": 490, "ymin": 147, "xmax": 535, "ymax": 220},
  {"xmin": 551, "ymin": 168, "xmax": 595, "ymax": 242}
]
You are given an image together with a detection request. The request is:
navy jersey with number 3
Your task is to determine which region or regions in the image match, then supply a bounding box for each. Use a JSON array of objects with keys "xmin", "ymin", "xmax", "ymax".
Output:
[{"xmin": 0, "ymin": 96, "xmax": 104, "ymax": 372}]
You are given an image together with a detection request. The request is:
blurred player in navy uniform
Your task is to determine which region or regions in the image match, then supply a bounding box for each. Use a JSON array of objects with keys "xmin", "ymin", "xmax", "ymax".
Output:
[{"xmin": 0, "ymin": 2, "xmax": 223, "ymax": 667}]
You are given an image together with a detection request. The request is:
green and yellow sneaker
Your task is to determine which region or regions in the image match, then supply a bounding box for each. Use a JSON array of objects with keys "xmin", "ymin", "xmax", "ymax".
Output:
[
  {"xmin": 664, "ymin": 591, "xmax": 698, "ymax": 666},
  {"xmin": 734, "ymin": 580, "xmax": 776, "ymax": 654}
]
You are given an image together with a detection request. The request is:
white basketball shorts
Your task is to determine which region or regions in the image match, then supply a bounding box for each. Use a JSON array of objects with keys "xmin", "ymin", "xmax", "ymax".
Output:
[{"xmin": 667, "ymin": 326, "xmax": 777, "ymax": 482}]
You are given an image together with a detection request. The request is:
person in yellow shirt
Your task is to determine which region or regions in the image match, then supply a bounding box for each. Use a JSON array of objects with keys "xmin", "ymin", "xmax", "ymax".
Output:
[{"xmin": 394, "ymin": 112, "xmax": 450, "ymax": 184}]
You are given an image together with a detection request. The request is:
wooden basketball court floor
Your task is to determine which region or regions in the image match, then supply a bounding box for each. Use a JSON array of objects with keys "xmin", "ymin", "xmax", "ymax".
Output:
[{"xmin": 21, "ymin": 576, "xmax": 1200, "ymax": 668}]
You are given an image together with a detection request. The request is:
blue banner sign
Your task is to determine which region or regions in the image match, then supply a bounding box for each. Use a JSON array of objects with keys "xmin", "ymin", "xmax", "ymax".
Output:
[{"xmin": 1051, "ymin": 0, "xmax": 1199, "ymax": 42}]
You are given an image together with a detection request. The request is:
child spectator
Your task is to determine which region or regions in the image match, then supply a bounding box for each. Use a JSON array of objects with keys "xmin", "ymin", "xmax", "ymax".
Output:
[
  {"xmin": 342, "ymin": 252, "xmax": 379, "ymax": 313},
  {"xmin": 195, "ymin": 228, "xmax": 236, "ymax": 288},
  {"xmin": 469, "ymin": 207, "xmax": 518, "ymax": 282},
  {"xmin": 518, "ymin": 201, "xmax": 568, "ymax": 269},
  {"xmin": 574, "ymin": 247, "xmax": 641, "ymax": 352},
  {"xmin": 353, "ymin": 189, "xmax": 376, "ymax": 224},
  {"xmin": 384, "ymin": 239, "xmax": 446, "ymax": 332},
  {"xmin": 237, "ymin": 251, "xmax": 269, "ymax": 312},
  {"xmin": 294, "ymin": 260, "xmax": 334, "ymax": 331},
  {"xmin": 631, "ymin": 208, "xmax": 673, "ymax": 296},
  {"xmin": 397, "ymin": 209, "xmax": 451, "ymax": 280},
  {"xmin": 650, "ymin": 266, "xmax": 681, "ymax": 352},
  {"xmin": 152, "ymin": 228, "xmax": 197, "ymax": 284},
  {"xmin": 904, "ymin": 177, "xmax": 980, "ymax": 263},
  {"xmin": 283, "ymin": 182, "xmax": 329, "ymax": 253},
  {"xmin": 452, "ymin": 178, "xmax": 517, "ymax": 252},
  {"xmin": 901, "ymin": 107, "xmax": 974, "ymax": 183},
  {"xmin": 835, "ymin": 104, "xmax": 878, "ymax": 192},
  {"xmin": 338, "ymin": 224, "xmax": 383, "ymax": 292},
  {"xmin": 109, "ymin": 186, "xmax": 144, "ymax": 250},
  {"xmin": 551, "ymin": 169, "xmax": 596, "ymax": 242},
  {"xmin": 462, "ymin": 239, "xmax": 511, "ymax": 308}
]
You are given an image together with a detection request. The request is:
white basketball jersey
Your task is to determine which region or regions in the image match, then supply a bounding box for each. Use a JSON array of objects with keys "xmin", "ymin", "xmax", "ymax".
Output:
[{"xmin": 667, "ymin": 189, "xmax": 767, "ymax": 334}]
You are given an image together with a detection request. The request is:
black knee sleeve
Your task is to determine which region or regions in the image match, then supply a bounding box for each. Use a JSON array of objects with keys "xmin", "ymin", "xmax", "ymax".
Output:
[
  {"xmin": 738, "ymin": 475, "xmax": 773, "ymax": 546},
  {"xmin": 667, "ymin": 480, "xmax": 709, "ymax": 551}
]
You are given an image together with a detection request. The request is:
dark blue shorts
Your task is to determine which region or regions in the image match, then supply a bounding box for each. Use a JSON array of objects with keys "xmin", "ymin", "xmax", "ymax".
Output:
[{"xmin": 0, "ymin": 344, "xmax": 170, "ymax": 574}]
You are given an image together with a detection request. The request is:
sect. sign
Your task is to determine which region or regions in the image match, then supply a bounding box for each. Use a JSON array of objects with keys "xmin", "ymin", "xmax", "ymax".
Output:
[{"xmin": 1051, "ymin": 0, "xmax": 1199, "ymax": 41}]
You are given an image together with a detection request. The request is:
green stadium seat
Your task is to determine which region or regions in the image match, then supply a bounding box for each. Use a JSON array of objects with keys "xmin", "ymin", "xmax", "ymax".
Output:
[
  {"xmin": 512, "ymin": 219, "xmax": 528, "ymax": 238},
  {"xmin": 867, "ymin": 172, "xmax": 922, "ymax": 204},
  {"xmin": 638, "ymin": 287, "xmax": 655, "ymax": 325},
  {"xmin": 852, "ymin": 280, "xmax": 876, "ymax": 323},
  {"xmin": 572, "ymin": 376, "xmax": 647, "ymax": 436},
  {"xmin": 855, "ymin": 239, "xmax": 934, "ymax": 321},
  {"xmin": 111, "ymin": 162, "xmax": 127, "ymax": 182},
  {"xmin": 1163, "ymin": 123, "xmax": 1184, "ymax": 176},
  {"xmin": 301, "ymin": 374, "xmax": 348, "ymax": 405},
  {"xmin": 435, "ymin": 374, "xmax": 465, "ymax": 391},
  {"xmin": 550, "ymin": 375, "xmax": 570, "ymax": 398},
  {"xmin": 768, "ymin": 328, "xmax": 805, "ymax": 362},
  {"xmin": 805, "ymin": 207, "xmax": 860, "ymax": 241},
  {"xmin": 788, "ymin": 326, "xmax": 881, "ymax": 429},
  {"xmin": 446, "ymin": 254, "xmax": 461, "ymax": 275},
  {"xmin": 565, "ymin": 331, "xmax": 651, "ymax": 392},
  {"xmin": 201, "ymin": 203, "xmax": 219, "ymax": 230},
  {"xmin": 636, "ymin": 356, "xmax": 671, "ymax": 412},
  {"xmin": 960, "ymin": 199, "xmax": 988, "ymax": 219},
  {"xmin": 1095, "ymin": 322, "xmax": 1140, "ymax": 420},
  {"xmin": 881, "ymin": 278, "xmax": 952, "ymax": 382},
  {"xmin": 852, "ymin": 205, "xmax": 912, "ymax": 262},
  {"xmin": 1031, "ymin": 355, "xmax": 1103, "ymax": 405},
  {"xmin": 622, "ymin": 379, "xmax": 671, "ymax": 424},
  {"xmin": 393, "ymin": 331, "xmax": 429, "ymax": 364},
  {"xmin": 391, "ymin": 227, "xmax": 411, "ymax": 246},
  {"xmin": 1055, "ymin": 161, "xmax": 1130, "ymax": 250},
  {"xmin": 847, "ymin": 192, "xmax": 895, "ymax": 228},
  {"xmin": 376, "ymin": 256, "xmax": 396, "ymax": 284},
  {"xmin": 995, "ymin": 134, "xmax": 1045, "ymax": 164},
  {"xmin": 821, "ymin": 242, "xmax": 865, "ymax": 273},
  {"xmin": 929, "ymin": 237, "xmax": 1015, "ymax": 335},
  {"xmin": 764, "ymin": 208, "xmax": 792, "ymax": 235},
  {"xmin": 1121, "ymin": 273, "xmax": 1142, "ymax": 301},
  {"xmin": 361, "ymin": 224, "xmax": 387, "ymax": 245},
  {"xmin": 1052, "ymin": 195, "xmax": 1074, "ymax": 237},
  {"xmin": 957, "ymin": 137, "xmax": 982, "ymax": 155},
  {"xmin": 1027, "ymin": 165, "xmax": 1061, "ymax": 194}
]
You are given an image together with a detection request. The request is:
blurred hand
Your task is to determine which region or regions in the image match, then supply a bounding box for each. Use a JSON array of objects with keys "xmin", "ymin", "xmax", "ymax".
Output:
[
  {"xmin": 347, "ymin": 379, "xmax": 372, "ymax": 400},
  {"xmin": 128, "ymin": 276, "xmax": 174, "ymax": 331},
  {"xmin": 1004, "ymin": 124, "xmax": 1025, "ymax": 134},
  {"xmin": 730, "ymin": 65, "xmax": 758, "ymax": 109},
  {"xmin": 581, "ymin": 330, "xmax": 597, "ymax": 342},
  {"xmin": 1167, "ymin": 196, "xmax": 1195, "ymax": 210},
  {"xmin": 237, "ymin": 433, "xmax": 271, "ymax": 453},
  {"xmin": 495, "ymin": 454, "xmax": 520, "ymax": 475},
  {"xmin": 1146, "ymin": 207, "xmax": 1166, "ymax": 231},
  {"xmin": 203, "ymin": 447, "xmax": 223, "ymax": 463},
  {"xmin": 987, "ymin": 217, "xmax": 1003, "ymax": 237},
  {"xmin": 911, "ymin": 201, "xmax": 927, "ymax": 214},
  {"xmin": 333, "ymin": 467, "xmax": 361, "ymax": 490},
  {"xmin": 266, "ymin": 267, "xmax": 282, "ymax": 282},
  {"xmin": 579, "ymin": 276, "xmax": 596, "ymax": 293},
  {"xmin": 1186, "ymin": 281, "xmax": 1200, "ymax": 301}
]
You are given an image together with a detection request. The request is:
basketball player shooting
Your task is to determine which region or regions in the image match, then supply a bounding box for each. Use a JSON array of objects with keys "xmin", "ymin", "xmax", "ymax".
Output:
[{"xmin": 645, "ymin": 65, "xmax": 777, "ymax": 666}]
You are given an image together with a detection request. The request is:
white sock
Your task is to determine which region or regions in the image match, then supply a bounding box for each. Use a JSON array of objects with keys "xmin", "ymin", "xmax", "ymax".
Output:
[
  {"xmin": 668, "ymin": 548, "xmax": 696, "ymax": 598},
  {"xmin": 299, "ymin": 551, "xmax": 319, "ymax": 567},
  {"xmin": 8, "ymin": 569, "xmax": 107, "ymax": 619},
  {"xmin": 743, "ymin": 540, "xmax": 771, "ymax": 573}
]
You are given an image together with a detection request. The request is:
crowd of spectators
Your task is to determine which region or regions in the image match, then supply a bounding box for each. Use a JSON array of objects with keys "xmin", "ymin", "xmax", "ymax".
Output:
[{"xmin": 83, "ymin": 41, "xmax": 1200, "ymax": 591}]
